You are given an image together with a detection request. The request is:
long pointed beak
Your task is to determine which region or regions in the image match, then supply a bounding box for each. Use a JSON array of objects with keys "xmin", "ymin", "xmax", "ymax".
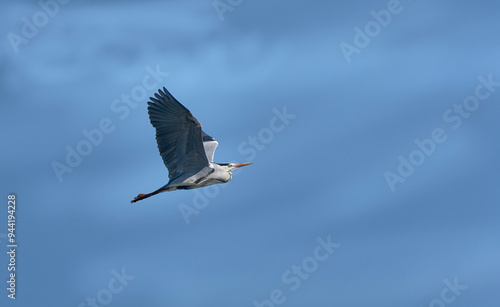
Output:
[{"xmin": 233, "ymin": 162, "xmax": 252, "ymax": 169}]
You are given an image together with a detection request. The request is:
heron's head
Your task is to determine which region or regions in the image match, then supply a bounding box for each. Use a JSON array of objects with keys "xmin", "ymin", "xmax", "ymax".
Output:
[{"xmin": 218, "ymin": 162, "xmax": 252, "ymax": 172}]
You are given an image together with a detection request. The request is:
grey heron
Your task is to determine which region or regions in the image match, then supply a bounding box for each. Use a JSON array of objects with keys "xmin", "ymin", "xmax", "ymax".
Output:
[{"xmin": 131, "ymin": 87, "xmax": 252, "ymax": 203}]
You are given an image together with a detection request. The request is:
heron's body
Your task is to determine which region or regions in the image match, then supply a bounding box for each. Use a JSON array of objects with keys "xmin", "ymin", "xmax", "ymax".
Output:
[
  {"xmin": 131, "ymin": 87, "xmax": 251, "ymax": 203},
  {"xmin": 165, "ymin": 163, "xmax": 232, "ymax": 190}
]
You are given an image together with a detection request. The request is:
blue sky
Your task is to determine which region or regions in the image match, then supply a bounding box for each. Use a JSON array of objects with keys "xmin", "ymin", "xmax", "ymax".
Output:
[{"xmin": 1, "ymin": 0, "xmax": 500, "ymax": 306}]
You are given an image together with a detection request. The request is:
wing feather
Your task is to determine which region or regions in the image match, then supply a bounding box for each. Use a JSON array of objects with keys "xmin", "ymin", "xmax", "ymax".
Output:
[
  {"xmin": 202, "ymin": 131, "xmax": 218, "ymax": 162},
  {"xmin": 147, "ymin": 87, "xmax": 209, "ymax": 180}
]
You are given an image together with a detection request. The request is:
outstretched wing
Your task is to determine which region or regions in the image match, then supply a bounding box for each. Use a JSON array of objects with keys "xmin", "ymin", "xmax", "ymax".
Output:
[
  {"xmin": 202, "ymin": 131, "xmax": 218, "ymax": 163},
  {"xmin": 147, "ymin": 87, "xmax": 209, "ymax": 180}
]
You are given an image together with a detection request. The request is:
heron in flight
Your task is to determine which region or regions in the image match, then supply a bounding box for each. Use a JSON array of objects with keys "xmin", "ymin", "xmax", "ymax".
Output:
[{"xmin": 131, "ymin": 87, "xmax": 252, "ymax": 203}]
